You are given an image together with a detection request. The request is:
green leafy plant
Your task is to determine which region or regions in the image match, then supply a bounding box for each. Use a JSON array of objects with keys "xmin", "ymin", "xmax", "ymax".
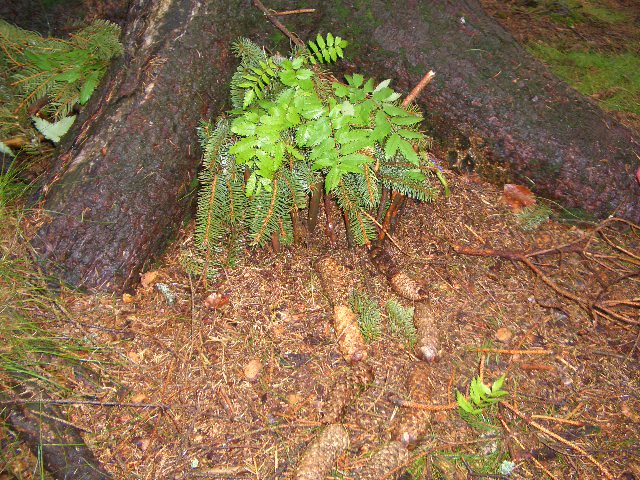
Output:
[
  {"xmin": 456, "ymin": 375, "xmax": 508, "ymax": 416},
  {"xmin": 349, "ymin": 291, "xmax": 382, "ymax": 342},
  {"xmin": 0, "ymin": 19, "xmax": 122, "ymax": 156},
  {"xmin": 386, "ymin": 299, "xmax": 417, "ymax": 346},
  {"xmin": 32, "ymin": 115, "xmax": 76, "ymax": 144},
  {"xmin": 307, "ymin": 32, "xmax": 348, "ymax": 64},
  {"xmin": 194, "ymin": 35, "xmax": 446, "ymax": 277}
]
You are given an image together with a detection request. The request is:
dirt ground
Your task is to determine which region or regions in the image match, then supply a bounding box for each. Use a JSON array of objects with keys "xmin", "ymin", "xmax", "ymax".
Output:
[
  {"xmin": 6, "ymin": 172, "xmax": 638, "ymax": 479},
  {"xmin": 1, "ymin": 1, "xmax": 639, "ymax": 479}
]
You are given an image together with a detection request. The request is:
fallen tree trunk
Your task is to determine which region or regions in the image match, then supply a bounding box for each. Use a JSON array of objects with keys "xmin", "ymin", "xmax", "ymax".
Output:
[
  {"xmin": 284, "ymin": 0, "xmax": 640, "ymax": 221},
  {"xmin": 32, "ymin": 0, "xmax": 640, "ymax": 292},
  {"xmin": 31, "ymin": 0, "xmax": 263, "ymax": 291}
]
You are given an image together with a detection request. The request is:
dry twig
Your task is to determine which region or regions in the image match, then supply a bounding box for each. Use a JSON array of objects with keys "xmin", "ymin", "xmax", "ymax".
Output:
[{"xmin": 501, "ymin": 402, "xmax": 614, "ymax": 480}]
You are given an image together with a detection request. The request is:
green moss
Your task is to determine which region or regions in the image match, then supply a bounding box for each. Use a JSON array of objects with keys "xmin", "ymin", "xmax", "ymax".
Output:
[
  {"xmin": 575, "ymin": 0, "xmax": 629, "ymax": 24},
  {"xmin": 529, "ymin": 44, "xmax": 640, "ymax": 115},
  {"xmin": 538, "ymin": 0, "xmax": 629, "ymax": 26}
]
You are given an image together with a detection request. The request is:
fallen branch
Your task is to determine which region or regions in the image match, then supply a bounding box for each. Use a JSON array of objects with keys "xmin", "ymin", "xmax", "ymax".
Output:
[
  {"xmin": 453, "ymin": 243, "xmax": 639, "ymax": 326},
  {"xmin": 252, "ymin": 0, "xmax": 305, "ymax": 47},
  {"xmin": 501, "ymin": 402, "xmax": 614, "ymax": 480}
]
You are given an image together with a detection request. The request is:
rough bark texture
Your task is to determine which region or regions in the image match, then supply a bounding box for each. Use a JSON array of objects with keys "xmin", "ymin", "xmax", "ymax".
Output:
[
  {"xmin": 33, "ymin": 0, "xmax": 640, "ymax": 291},
  {"xmin": 31, "ymin": 0, "xmax": 262, "ymax": 291},
  {"xmin": 281, "ymin": 0, "xmax": 640, "ymax": 222},
  {"xmin": 0, "ymin": 385, "xmax": 110, "ymax": 480}
]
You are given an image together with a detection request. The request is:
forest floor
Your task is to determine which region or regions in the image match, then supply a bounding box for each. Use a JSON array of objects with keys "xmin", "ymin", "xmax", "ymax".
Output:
[{"xmin": 1, "ymin": 1, "xmax": 639, "ymax": 479}]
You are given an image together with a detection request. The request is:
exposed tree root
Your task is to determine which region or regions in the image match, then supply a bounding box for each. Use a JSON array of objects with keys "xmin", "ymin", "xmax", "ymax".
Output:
[
  {"xmin": 501, "ymin": 402, "xmax": 614, "ymax": 480},
  {"xmin": 452, "ymin": 218, "xmax": 640, "ymax": 327}
]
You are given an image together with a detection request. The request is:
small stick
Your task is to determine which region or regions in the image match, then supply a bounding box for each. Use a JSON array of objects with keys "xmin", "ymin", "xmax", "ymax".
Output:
[
  {"xmin": 252, "ymin": 0, "xmax": 305, "ymax": 47},
  {"xmin": 471, "ymin": 347, "xmax": 554, "ymax": 355},
  {"xmin": 501, "ymin": 402, "xmax": 614, "ymax": 480},
  {"xmin": 403, "ymin": 70, "xmax": 436, "ymax": 105},
  {"xmin": 530, "ymin": 415, "xmax": 585, "ymax": 427},
  {"xmin": 271, "ymin": 8, "xmax": 316, "ymax": 16}
]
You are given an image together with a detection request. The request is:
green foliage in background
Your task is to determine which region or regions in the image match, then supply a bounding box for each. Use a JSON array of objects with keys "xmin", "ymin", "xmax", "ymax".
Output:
[
  {"xmin": 0, "ymin": 19, "xmax": 122, "ymax": 156},
  {"xmin": 530, "ymin": 44, "xmax": 640, "ymax": 116},
  {"xmin": 195, "ymin": 34, "xmax": 446, "ymax": 277}
]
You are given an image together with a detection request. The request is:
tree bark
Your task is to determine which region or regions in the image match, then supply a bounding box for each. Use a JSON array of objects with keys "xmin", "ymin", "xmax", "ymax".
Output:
[
  {"xmin": 32, "ymin": 0, "xmax": 640, "ymax": 292},
  {"xmin": 1, "ymin": 388, "xmax": 111, "ymax": 480},
  {"xmin": 281, "ymin": 0, "xmax": 639, "ymax": 220},
  {"xmin": 31, "ymin": 0, "xmax": 263, "ymax": 291}
]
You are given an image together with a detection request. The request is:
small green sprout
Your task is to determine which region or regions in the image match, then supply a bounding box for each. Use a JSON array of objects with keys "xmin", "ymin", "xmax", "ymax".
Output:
[{"xmin": 456, "ymin": 374, "xmax": 508, "ymax": 415}]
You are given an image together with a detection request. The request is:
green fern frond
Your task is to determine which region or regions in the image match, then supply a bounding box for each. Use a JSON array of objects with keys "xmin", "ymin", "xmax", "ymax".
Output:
[
  {"xmin": 248, "ymin": 176, "xmax": 293, "ymax": 247},
  {"xmin": 379, "ymin": 164, "xmax": 438, "ymax": 202},
  {"xmin": 307, "ymin": 32, "xmax": 347, "ymax": 65},
  {"xmin": 515, "ymin": 203, "xmax": 552, "ymax": 230},
  {"xmin": 349, "ymin": 290, "xmax": 382, "ymax": 342},
  {"xmin": 232, "ymin": 38, "xmax": 267, "ymax": 66},
  {"xmin": 198, "ymin": 118, "xmax": 230, "ymax": 170},
  {"xmin": 0, "ymin": 19, "xmax": 122, "ymax": 118},
  {"xmin": 335, "ymin": 178, "xmax": 376, "ymax": 246},
  {"xmin": 230, "ymin": 38, "xmax": 279, "ymax": 109},
  {"xmin": 386, "ymin": 300, "xmax": 416, "ymax": 346}
]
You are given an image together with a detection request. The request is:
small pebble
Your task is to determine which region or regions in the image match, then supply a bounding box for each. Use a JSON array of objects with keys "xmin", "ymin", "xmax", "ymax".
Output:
[{"xmin": 243, "ymin": 359, "xmax": 263, "ymax": 381}]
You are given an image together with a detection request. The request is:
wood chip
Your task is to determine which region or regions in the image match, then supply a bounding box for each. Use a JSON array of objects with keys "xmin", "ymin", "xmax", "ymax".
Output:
[{"xmin": 243, "ymin": 359, "xmax": 263, "ymax": 381}]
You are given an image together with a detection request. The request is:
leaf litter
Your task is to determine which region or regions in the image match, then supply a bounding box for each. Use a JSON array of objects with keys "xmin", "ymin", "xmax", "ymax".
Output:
[{"xmin": 15, "ymin": 171, "xmax": 637, "ymax": 479}]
